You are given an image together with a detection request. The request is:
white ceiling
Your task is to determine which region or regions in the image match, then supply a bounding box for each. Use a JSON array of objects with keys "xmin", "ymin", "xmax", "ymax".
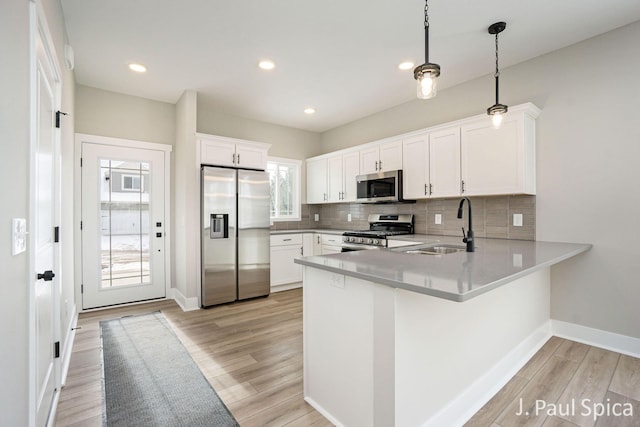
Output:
[{"xmin": 60, "ymin": 0, "xmax": 640, "ymax": 133}]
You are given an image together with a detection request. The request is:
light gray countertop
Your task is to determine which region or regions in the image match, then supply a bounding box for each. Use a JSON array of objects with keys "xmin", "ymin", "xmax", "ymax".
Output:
[{"xmin": 294, "ymin": 235, "xmax": 592, "ymax": 302}]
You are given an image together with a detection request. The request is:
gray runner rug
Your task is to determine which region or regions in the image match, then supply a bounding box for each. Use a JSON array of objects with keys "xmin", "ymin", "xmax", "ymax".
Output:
[{"xmin": 100, "ymin": 311, "xmax": 239, "ymax": 427}]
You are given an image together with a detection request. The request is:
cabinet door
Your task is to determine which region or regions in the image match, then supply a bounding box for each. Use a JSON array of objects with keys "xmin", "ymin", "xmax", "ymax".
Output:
[
  {"xmin": 236, "ymin": 143, "xmax": 268, "ymax": 170},
  {"xmin": 321, "ymin": 245, "xmax": 342, "ymax": 255},
  {"xmin": 342, "ymin": 151, "xmax": 360, "ymax": 202},
  {"xmin": 312, "ymin": 233, "xmax": 322, "ymax": 255},
  {"xmin": 429, "ymin": 127, "xmax": 461, "ymax": 198},
  {"xmin": 306, "ymin": 158, "xmax": 328, "ymax": 204},
  {"xmin": 379, "ymin": 139, "xmax": 403, "ymax": 172},
  {"xmin": 302, "ymin": 233, "xmax": 314, "ymax": 256},
  {"xmin": 359, "ymin": 146, "xmax": 380, "ymax": 175},
  {"xmin": 327, "ymin": 155, "xmax": 343, "ymax": 202},
  {"xmin": 402, "ymin": 134, "xmax": 429, "ymax": 199},
  {"xmin": 270, "ymin": 245, "xmax": 303, "ymax": 286},
  {"xmin": 200, "ymin": 138, "xmax": 235, "ymax": 167},
  {"xmin": 461, "ymin": 115, "xmax": 530, "ymax": 196}
]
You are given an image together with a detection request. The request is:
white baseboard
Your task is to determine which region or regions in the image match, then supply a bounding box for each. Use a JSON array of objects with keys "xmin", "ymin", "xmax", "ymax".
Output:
[
  {"xmin": 60, "ymin": 308, "xmax": 78, "ymax": 386},
  {"xmin": 552, "ymin": 320, "xmax": 640, "ymax": 358},
  {"xmin": 304, "ymin": 396, "xmax": 345, "ymax": 427},
  {"xmin": 271, "ymin": 282, "xmax": 302, "ymax": 293},
  {"xmin": 426, "ymin": 321, "xmax": 552, "ymax": 427},
  {"xmin": 171, "ymin": 287, "xmax": 200, "ymax": 311}
]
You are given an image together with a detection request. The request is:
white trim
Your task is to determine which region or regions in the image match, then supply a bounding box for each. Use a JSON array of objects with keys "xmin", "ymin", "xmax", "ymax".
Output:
[
  {"xmin": 195, "ymin": 132, "xmax": 271, "ymax": 151},
  {"xmin": 426, "ymin": 321, "xmax": 552, "ymax": 427},
  {"xmin": 271, "ymin": 282, "xmax": 302, "ymax": 293},
  {"xmin": 59, "ymin": 309, "xmax": 78, "ymax": 386},
  {"xmin": 75, "ymin": 133, "xmax": 173, "ymax": 153},
  {"xmin": 171, "ymin": 287, "xmax": 200, "ymax": 311},
  {"xmin": 552, "ymin": 320, "xmax": 640, "ymax": 359},
  {"xmin": 304, "ymin": 396, "xmax": 345, "ymax": 427}
]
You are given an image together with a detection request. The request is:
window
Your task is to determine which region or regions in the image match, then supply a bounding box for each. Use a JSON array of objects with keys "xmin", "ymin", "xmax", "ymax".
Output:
[
  {"xmin": 121, "ymin": 174, "xmax": 143, "ymax": 192},
  {"xmin": 268, "ymin": 157, "xmax": 301, "ymax": 221}
]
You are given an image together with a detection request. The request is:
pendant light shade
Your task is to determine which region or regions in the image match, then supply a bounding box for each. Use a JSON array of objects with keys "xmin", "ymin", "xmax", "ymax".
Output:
[
  {"xmin": 414, "ymin": 0, "xmax": 440, "ymax": 99},
  {"xmin": 487, "ymin": 22, "xmax": 507, "ymax": 128}
]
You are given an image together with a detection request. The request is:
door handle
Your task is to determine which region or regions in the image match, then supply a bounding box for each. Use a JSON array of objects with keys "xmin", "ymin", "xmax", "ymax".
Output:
[{"xmin": 37, "ymin": 270, "xmax": 55, "ymax": 281}]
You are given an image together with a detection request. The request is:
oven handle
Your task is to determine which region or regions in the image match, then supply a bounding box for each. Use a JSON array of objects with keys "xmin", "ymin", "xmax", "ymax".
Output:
[{"xmin": 340, "ymin": 243, "xmax": 381, "ymax": 252}]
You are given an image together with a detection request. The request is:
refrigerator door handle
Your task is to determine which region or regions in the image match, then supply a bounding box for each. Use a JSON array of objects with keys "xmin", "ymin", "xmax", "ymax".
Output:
[{"xmin": 210, "ymin": 214, "xmax": 229, "ymax": 239}]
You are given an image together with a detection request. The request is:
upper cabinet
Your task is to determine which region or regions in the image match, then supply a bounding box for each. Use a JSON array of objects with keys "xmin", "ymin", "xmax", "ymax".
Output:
[
  {"xmin": 359, "ymin": 139, "xmax": 402, "ymax": 174},
  {"xmin": 198, "ymin": 133, "xmax": 270, "ymax": 170},
  {"xmin": 306, "ymin": 157, "xmax": 328, "ymax": 204},
  {"xmin": 402, "ymin": 127, "xmax": 461, "ymax": 200},
  {"xmin": 306, "ymin": 103, "xmax": 540, "ymax": 203},
  {"xmin": 461, "ymin": 105, "xmax": 539, "ymax": 196},
  {"xmin": 308, "ymin": 150, "xmax": 360, "ymax": 204}
]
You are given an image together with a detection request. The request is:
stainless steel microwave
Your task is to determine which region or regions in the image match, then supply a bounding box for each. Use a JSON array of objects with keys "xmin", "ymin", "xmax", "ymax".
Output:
[{"xmin": 356, "ymin": 170, "xmax": 406, "ymax": 203}]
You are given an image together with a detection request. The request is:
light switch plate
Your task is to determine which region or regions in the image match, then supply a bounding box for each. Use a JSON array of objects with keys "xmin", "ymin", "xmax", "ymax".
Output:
[
  {"xmin": 513, "ymin": 253, "xmax": 523, "ymax": 268},
  {"xmin": 513, "ymin": 213, "xmax": 523, "ymax": 227},
  {"xmin": 12, "ymin": 218, "xmax": 27, "ymax": 255},
  {"xmin": 314, "ymin": 213, "xmax": 319, "ymax": 222},
  {"xmin": 435, "ymin": 214, "xmax": 442, "ymax": 225}
]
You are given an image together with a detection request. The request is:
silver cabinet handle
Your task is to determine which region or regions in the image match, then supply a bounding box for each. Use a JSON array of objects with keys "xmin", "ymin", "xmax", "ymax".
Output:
[
  {"xmin": 424, "ymin": 184, "xmax": 428, "ymax": 195},
  {"xmin": 375, "ymin": 160, "xmax": 379, "ymax": 171},
  {"xmin": 461, "ymin": 180, "xmax": 465, "ymax": 193},
  {"xmin": 237, "ymin": 154, "xmax": 240, "ymax": 164},
  {"xmin": 283, "ymin": 238, "xmax": 292, "ymax": 241},
  {"xmin": 300, "ymin": 247, "xmax": 303, "ymax": 255},
  {"xmin": 232, "ymin": 153, "xmax": 236, "ymax": 164},
  {"xmin": 379, "ymin": 160, "xmax": 382, "ymax": 171},
  {"xmin": 429, "ymin": 183, "xmax": 433, "ymax": 195},
  {"xmin": 317, "ymin": 235, "xmax": 320, "ymax": 244}
]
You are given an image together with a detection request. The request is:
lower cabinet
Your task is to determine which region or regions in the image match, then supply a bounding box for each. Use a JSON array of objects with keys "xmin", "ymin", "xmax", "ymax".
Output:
[
  {"xmin": 321, "ymin": 234, "xmax": 343, "ymax": 254},
  {"xmin": 270, "ymin": 233, "xmax": 315, "ymax": 292}
]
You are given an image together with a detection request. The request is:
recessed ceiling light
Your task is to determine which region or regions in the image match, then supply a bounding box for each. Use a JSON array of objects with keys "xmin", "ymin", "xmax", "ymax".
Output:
[
  {"xmin": 304, "ymin": 107, "xmax": 316, "ymax": 115},
  {"xmin": 258, "ymin": 60, "xmax": 275, "ymax": 70},
  {"xmin": 128, "ymin": 63, "xmax": 147, "ymax": 73},
  {"xmin": 398, "ymin": 61, "xmax": 415, "ymax": 71}
]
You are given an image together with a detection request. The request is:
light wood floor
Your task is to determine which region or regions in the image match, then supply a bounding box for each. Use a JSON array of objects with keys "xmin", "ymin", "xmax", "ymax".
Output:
[{"xmin": 55, "ymin": 289, "xmax": 640, "ymax": 427}]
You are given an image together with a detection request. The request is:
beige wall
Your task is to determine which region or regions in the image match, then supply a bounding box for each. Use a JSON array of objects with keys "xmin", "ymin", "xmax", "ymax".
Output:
[
  {"xmin": 75, "ymin": 84, "xmax": 176, "ymax": 145},
  {"xmin": 320, "ymin": 22, "xmax": 640, "ymax": 339},
  {"xmin": 196, "ymin": 100, "xmax": 322, "ymax": 160}
]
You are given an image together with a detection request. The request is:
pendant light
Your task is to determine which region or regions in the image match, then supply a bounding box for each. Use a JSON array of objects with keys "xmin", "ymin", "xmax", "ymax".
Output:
[
  {"xmin": 414, "ymin": 0, "xmax": 440, "ymax": 99},
  {"xmin": 487, "ymin": 22, "xmax": 507, "ymax": 128}
]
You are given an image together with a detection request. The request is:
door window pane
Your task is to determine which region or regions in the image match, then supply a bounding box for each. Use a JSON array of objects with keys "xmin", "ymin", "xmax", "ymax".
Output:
[{"xmin": 100, "ymin": 159, "xmax": 151, "ymax": 288}]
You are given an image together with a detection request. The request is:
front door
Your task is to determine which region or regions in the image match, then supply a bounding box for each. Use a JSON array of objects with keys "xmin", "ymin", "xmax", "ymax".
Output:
[
  {"xmin": 81, "ymin": 142, "xmax": 167, "ymax": 309},
  {"xmin": 34, "ymin": 14, "xmax": 60, "ymax": 427}
]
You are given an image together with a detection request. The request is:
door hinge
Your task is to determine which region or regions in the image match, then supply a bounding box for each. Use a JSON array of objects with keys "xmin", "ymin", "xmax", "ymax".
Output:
[
  {"xmin": 55, "ymin": 111, "xmax": 68, "ymax": 128},
  {"xmin": 54, "ymin": 226, "xmax": 60, "ymax": 243},
  {"xmin": 54, "ymin": 341, "xmax": 60, "ymax": 358}
]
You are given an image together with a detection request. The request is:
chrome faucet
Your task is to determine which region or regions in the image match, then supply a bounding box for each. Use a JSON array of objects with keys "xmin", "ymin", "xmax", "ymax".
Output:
[{"xmin": 457, "ymin": 197, "xmax": 475, "ymax": 252}]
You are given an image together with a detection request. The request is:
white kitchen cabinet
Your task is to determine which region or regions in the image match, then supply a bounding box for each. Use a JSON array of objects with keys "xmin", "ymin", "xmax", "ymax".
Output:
[
  {"xmin": 402, "ymin": 128, "xmax": 460, "ymax": 200},
  {"xmin": 270, "ymin": 234, "xmax": 303, "ymax": 290},
  {"xmin": 429, "ymin": 126, "xmax": 461, "ymax": 198},
  {"xmin": 312, "ymin": 233, "xmax": 322, "ymax": 255},
  {"xmin": 199, "ymin": 134, "xmax": 270, "ymax": 170},
  {"xmin": 327, "ymin": 151, "xmax": 360, "ymax": 202},
  {"xmin": 402, "ymin": 133, "xmax": 429, "ymax": 199},
  {"xmin": 342, "ymin": 151, "xmax": 360, "ymax": 202},
  {"xmin": 306, "ymin": 157, "xmax": 328, "ymax": 204},
  {"xmin": 360, "ymin": 139, "xmax": 403, "ymax": 174},
  {"xmin": 327, "ymin": 155, "xmax": 343, "ymax": 203},
  {"xmin": 461, "ymin": 106, "xmax": 538, "ymax": 196}
]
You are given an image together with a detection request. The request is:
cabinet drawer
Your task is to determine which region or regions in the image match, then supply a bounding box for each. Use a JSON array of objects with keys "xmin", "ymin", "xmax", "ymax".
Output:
[
  {"xmin": 270, "ymin": 234, "xmax": 303, "ymax": 246},
  {"xmin": 321, "ymin": 234, "xmax": 342, "ymax": 245}
]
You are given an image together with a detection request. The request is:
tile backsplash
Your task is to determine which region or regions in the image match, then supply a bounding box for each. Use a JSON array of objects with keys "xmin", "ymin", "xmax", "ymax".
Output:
[{"xmin": 271, "ymin": 195, "xmax": 535, "ymax": 240}]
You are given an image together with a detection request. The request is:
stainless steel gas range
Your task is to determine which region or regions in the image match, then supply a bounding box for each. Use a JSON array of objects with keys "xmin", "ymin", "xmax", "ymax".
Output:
[{"xmin": 341, "ymin": 214, "xmax": 414, "ymax": 251}]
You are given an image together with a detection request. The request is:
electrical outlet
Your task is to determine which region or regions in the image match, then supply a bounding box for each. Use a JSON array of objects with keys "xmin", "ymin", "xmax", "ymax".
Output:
[
  {"xmin": 513, "ymin": 213, "xmax": 523, "ymax": 227},
  {"xmin": 513, "ymin": 253, "xmax": 523, "ymax": 268},
  {"xmin": 347, "ymin": 213, "xmax": 352, "ymax": 222},
  {"xmin": 435, "ymin": 214, "xmax": 442, "ymax": 225},
  {"xmin": 314, "ymin": 214, "xmax": 319, "ymax": 222}
]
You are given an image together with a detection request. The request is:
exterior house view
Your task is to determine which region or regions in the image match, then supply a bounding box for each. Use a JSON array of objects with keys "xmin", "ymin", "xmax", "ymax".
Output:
[{"xmin": 2, "ymin": 0, "xmax": 640, "ymax": 426}]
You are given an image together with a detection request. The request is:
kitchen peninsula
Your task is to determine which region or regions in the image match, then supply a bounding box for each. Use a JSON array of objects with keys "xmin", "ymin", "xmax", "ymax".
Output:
[{"xmin": 295, "ymin": 236, "xmax": 591, "ymax": 427}]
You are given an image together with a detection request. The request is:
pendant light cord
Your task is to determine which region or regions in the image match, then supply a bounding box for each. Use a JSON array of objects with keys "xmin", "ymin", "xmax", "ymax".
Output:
[
  {"xmin": 424, "ymin": 0, "xmax": 430, "ymax": 63},
  {"xmin": 494, "ymin": 32, "xmax": 500, "ymax": 104}
]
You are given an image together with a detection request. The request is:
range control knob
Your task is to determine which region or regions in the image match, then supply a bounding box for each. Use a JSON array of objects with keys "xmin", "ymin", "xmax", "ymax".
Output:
[
  {"xmin": 372, "ymin": 239, "xmax": 380, "ymax": 246},
  {"xmin": 358, "ymin": 237, "xmax": 364, "ymax": 243}
]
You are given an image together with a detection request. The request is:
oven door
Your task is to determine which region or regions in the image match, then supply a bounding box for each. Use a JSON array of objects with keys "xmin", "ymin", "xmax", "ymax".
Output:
[{"xmin": 341, "ymin": 243, "xmax": 381, "ymax": 252}]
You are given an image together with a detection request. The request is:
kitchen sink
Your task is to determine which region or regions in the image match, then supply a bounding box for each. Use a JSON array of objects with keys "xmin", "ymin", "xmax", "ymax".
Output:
[{"xmin": 401, "ymin": 244, "xmax": 468, "ymax": 255}]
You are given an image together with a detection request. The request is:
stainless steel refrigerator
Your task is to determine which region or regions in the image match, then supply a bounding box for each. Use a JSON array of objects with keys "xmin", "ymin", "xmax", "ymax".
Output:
[{"xmin": 201, "ymin": 166, "xmax": 270, "ymax": 307}]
